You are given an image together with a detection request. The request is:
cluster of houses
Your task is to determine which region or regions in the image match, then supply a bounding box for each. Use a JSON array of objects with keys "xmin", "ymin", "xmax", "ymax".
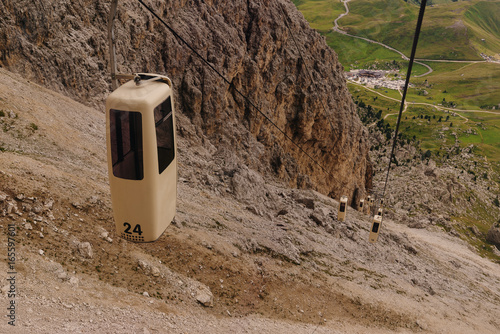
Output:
[
  {"xmin": 480, "ymin": 53, "xmax": 500, "ymax": 63},
  {"xmin": 345, "ymin": 69, "xmax": 407, "ymax": 90}
]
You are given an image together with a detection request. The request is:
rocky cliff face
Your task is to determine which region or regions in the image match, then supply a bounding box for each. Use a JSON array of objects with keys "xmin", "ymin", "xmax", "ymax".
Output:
[{"xmin": 0, "ymin": 0, "xmax": 372, "ymax": 199}]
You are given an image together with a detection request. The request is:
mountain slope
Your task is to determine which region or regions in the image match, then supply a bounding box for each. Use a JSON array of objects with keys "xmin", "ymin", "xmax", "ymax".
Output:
[
  {"xmin": 0, "ymin": 0, "xmax": 371, "ymax": 201},
  {"xmin": 2, "ymin": 67, "xmax": 500, "ymax": 333}
]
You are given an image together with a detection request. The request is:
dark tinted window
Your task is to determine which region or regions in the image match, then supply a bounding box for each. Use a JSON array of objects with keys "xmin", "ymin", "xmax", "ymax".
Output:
[
  {"xmin": 372, "ymin": 222, "xmax": 380, "ymax": 233},
  {"xmin": 154, "ymin": 96, "xmax": 175, "ymax": 174},
  {"xmin": 340, "ymin": 202, "xmax": 346, "ymax": 212},
  {"xmin": 110, "ymin": 110, "xmax": 143, "ymax": 180},
  {"xmin": 359, "ymin": 202, "xmax": 363, "ymax": 208}
]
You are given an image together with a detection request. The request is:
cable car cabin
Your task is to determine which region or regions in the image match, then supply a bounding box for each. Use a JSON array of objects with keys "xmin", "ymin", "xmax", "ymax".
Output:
[
  {"xmin": 369, "ymin": 215, "xmax": 383, "ymax": 243},
  {"xmin": 338, "ymin": 195, "xmax": 348, "ymax": 222},
  {"xmin": 106, "ymin": 74, "xmax": 177, "ymax": 242},
  {"xmin": 377, "ymin": 207, "xmax": 383, "ymax": 216},
  {"xmin": 359, "ymin": 199, "xmax": 364, "ymax": 211}
]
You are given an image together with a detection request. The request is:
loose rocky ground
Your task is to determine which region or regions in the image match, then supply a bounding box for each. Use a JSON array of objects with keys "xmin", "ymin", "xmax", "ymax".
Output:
[
  {"xmin": 364, "ymin": 107, "xmax": 500, "ymax": 259},
  {"xmin": 1, "ymin": 70, "xmax": 500, "ymax": 334}
]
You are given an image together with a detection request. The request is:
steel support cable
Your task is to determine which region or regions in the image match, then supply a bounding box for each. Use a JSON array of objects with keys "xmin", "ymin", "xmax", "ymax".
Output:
[
  {"xmin": 136, "ymin": 0, "xmax": 336, "ymax": 178},
  {"xmin": 381, "ymin": 0, "xmax": 427, "ymax": 201}
]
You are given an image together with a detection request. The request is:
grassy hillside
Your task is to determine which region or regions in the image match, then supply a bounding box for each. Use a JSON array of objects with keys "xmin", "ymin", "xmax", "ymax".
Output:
[
  {"xmin": 292, "ymin": 0, "xmax": 346, "ymax": 31},
  {"xmin": 408, "ymin": 62, "xmax": 500, "ymax": 109},
  {"xmin": 295, "ymin": 0, "xmax": 500, "ymax": 159},
  {"xmin": 352, "ymin": 81, "xmax": 500, "ymax": 163},
  {"xmin": 294, "ymin": 0, "xmax": 500, "ymax": 64},
  {"xmin": 465, "ymin": 1, "xmax": 500, "ymax": 56}
]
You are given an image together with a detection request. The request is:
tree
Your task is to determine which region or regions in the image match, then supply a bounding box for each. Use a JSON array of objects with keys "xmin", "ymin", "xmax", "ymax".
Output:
[{"xmin": 422, "ymin": 150, "xmax": 432, "ymax": 160}]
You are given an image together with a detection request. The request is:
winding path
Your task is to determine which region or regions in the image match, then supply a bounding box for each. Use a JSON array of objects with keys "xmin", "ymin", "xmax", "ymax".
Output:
[
  {"xmin": 348, "ymin": 81, "xmax": 499, "ymax": 127},
  {"xmin": 337, "ymin": 0, "xmax": 500, "ymax": 119},
  {"xmin": 333, "ymin": 0, "xmax": 434, "ymax": 77},
  {"xmin": 333, "ymin": 0, "xmax": 499, "ymax": 78}
]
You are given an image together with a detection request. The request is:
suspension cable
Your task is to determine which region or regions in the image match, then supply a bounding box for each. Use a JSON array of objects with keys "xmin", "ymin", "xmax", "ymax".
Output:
[
  {"xmin": 136, "ymin": 0, "xmax": 336, "ymax": 178},
  {"xmin": 381, "ymin": 0, "xmax": 427, "ymax": 200}
]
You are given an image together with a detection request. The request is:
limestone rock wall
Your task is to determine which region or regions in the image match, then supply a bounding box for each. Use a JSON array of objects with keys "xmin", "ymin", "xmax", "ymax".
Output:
[{"xmin": 0, "ymin": 0, "xmax": 372, "ymax": 200}]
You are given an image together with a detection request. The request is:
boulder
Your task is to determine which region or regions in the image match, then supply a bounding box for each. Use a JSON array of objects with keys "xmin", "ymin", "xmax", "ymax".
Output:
[
  {"xmin": 77, "ymin": 242, "xmax": 93, "ymax": 259},
  {"xmin": 486, "ymin": 225, "xmax": 500, "ymax": 249},
  {"xmin": 195, "ymin": 286, "xmax": 214, "ymax": 307}
]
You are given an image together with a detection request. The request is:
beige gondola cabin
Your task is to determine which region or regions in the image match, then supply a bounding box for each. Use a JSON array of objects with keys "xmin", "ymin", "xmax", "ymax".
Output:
[
  {"xmin": 359, "ymin": 199, "xmax": 364, "ymax": 211},
  {"xmin": 106, "ymin": 74, "xmax": 177, "ymax": 242},
  {"xmin": 338, "ymin": 195, "xmax": 348, "ymax": 222},
  {"xmin": 369, "ymin": 215, "xmax": 383, "ymax": 243},
  {"xmin": 377, "ymin": 207, "xmax": 383, "ymax": 216}
]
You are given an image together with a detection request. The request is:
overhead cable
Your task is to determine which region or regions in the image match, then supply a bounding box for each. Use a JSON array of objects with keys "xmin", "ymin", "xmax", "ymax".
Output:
[
  {"xmin": 136, "ymin": 0, "xmax": 335, "ymax": 177},
  {"xmin": 381, "ymin": 0, "xmax": 428, "ymax": 199}
]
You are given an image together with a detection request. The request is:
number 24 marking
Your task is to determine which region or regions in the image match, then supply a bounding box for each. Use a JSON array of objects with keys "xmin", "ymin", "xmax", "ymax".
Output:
[{"xmin": 123, "ymin": 222, "xmax": 143, "ymax": 235}]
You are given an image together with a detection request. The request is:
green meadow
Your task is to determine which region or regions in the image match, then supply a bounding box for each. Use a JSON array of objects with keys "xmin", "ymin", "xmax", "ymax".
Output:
[
  {"xmin": 408, "ymin": 62, "xmax": 500, "ymax": 110},
  {"xmin": 294, "ymin": 0, "xmax": 500, "ymax": 163},
  {"xmin": 292, "ymin": 0, "xmax": 346, "ymax": 31},
  {"xmin": 294, "ymin": 0, "xmax": 500, "ymax": 63}
]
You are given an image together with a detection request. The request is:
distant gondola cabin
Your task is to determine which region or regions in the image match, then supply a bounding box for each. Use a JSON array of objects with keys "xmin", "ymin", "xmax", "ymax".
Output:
[
  {"xmin": 377, "ymin": 207, "xmax": 383, "ymax": 216},
  {"xmin": 369, "ymin": 215, "xmax": 383, "ymax": 243},
  {"xmin": 338, "ymin": 195, "xmax": 348, "ymax": 222},
  {"xmin": 106, "ymin": 74, "xmax": 177, "ymax": 242},
  {"xmin": 359, "ymin": 199, "xmax": 364, "ymax": 210}
]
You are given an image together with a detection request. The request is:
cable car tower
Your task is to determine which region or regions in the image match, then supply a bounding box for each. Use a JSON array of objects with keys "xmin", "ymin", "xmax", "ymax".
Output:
[{"xmin": 106, "ymin": 0, "xmax": 177, "ymax": 242}]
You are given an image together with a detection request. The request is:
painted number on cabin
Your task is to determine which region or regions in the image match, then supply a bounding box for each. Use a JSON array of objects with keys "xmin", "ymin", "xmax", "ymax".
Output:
[{"xmin": 123, "ymin": 222, "xmax": 143, "ymax": 235}]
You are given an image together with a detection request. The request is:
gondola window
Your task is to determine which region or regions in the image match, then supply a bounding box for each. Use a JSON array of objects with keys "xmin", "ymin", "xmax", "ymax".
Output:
[
  {"xmin": 154, "ymin": 96, "xmax": 175, "ymax": 174},
  {"xmin": 110, "ymin": 110, "xmax": 144, "ymax": 180},
  {"xmin": 340, "ymin": 202, "xmax": 346, "ymax": 212}
]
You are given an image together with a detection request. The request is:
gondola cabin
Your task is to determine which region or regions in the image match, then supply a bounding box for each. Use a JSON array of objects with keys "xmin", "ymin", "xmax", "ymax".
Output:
[
  {"xmin": 106, "ymin": 74, "xmax": 177, "ymax": 242},
  {"xmin": 338, "ymin": 195, "xmax": 348, "ymax": 222},
  {"xmin": 359, "ymin": 199, "xmax": 364, "ymax": 211},
  {"xmin": 369, "ymin": 215, "xmax": 383, "ymax": 243},
  {"xmin": 377, "ymin": 207, "xmax": 383, "ymax": 216}
]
